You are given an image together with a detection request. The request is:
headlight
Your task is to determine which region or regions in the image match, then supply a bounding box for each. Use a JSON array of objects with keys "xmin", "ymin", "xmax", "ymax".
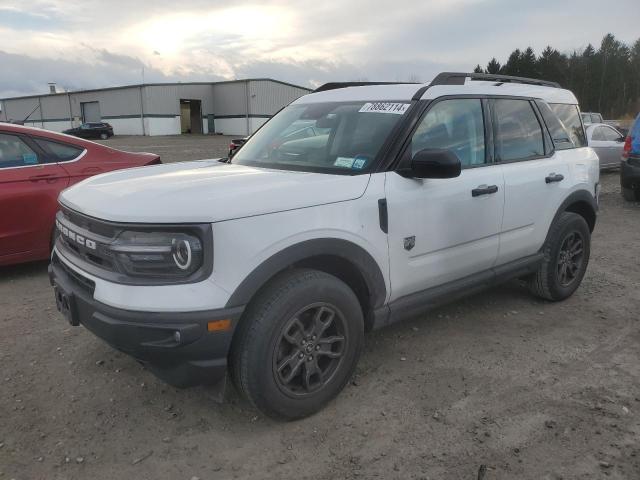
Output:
[{"xmin": 109, "ymin": 230, "xmax": 204, "ymax": 279}]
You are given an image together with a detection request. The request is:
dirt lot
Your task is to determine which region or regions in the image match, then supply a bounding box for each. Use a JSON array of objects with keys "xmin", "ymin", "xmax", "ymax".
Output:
[{"xmin": 1, "ymin": 135, "xmax": 639, "ymax": 479}]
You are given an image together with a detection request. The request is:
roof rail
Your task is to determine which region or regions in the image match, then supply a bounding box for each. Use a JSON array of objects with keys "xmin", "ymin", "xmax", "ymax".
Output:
[
  {"xmin": 432, "ymin": 72, "xmax": 560, "ymax": 88},
  {"xmin": 411, "ymin": 72, "xmax": 561, "ymax": 101},
  {"xmin": 313, "ymin": 81, "xmax": 417, "ymax": 93}
]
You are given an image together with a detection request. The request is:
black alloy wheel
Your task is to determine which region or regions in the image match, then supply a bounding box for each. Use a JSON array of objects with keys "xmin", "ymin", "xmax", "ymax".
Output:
[
  {"xmin": 273, "ymin": 303, "xmax": 346, "ymax": 396},
  {"xmin": 556, "ymin": 231, "xmax": 584, "ymax": 287}
]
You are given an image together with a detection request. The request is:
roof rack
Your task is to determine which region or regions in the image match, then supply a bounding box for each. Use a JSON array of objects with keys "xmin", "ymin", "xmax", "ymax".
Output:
[
  {"xmin": 313, "ymin": 81, "xmax": 417, "ymax": 93},
  {"xmin": 411, "ymin": 72, "xmax": 561, "ymax": 100},
  {"xmin": 431, "ymin": 72, "xmax": 560, "ymax": 88}
]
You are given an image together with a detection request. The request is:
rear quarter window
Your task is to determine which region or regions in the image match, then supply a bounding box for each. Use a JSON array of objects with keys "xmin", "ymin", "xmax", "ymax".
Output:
[
  {"xmin": 33, "ymin": 138, "xmax": 84, "ymax": 162},
  {"xmin": 536, "ymin": 100, "xmax": 574, "ymax": 150},
  {"xmin": 549, "ymin": 104, "xmax": 587, "ymax": 147}
]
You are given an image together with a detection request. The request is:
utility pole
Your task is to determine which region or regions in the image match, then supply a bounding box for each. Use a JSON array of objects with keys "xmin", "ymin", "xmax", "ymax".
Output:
[{"xmin": 245, "ymin": 80, "xmax": 250, "ymax": 135}]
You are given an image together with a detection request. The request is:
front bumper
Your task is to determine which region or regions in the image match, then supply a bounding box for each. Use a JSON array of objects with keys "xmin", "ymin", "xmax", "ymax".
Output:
[
  {"xmin": 48, "ymin": 252, "xmax": 244, "ymax": 388},
  {"xmin": 621, "ymin": 157, "xmax": 640, "ymax": 189}
]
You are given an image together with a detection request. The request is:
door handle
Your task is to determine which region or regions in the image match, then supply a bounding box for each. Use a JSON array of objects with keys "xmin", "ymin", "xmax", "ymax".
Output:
[
  {"xmin": 29, "ymin": 173, "xmax": 55, "ymax": 181},
  {"xmin": 472, "ymin": 184, "xmax": 499, "ymax": 197},
  {"xmin": 545, "ymin": 173, "xmax": 564, "ymax": 184}
]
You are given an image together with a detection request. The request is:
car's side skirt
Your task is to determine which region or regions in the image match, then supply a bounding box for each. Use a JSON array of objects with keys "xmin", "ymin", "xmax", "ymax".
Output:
[{"xmin": 373, "ymin": 253, "xmax": 544, "ymax": 329}]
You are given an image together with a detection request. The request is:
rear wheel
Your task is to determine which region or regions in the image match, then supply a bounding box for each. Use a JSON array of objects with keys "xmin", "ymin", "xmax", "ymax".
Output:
[
  {"xmin": 230, "ymin": 269, "xmax": 363, "ymax": 420},
  {"xmin": 622, "ymin": 187, "xmax": 640, "ymax": 202},
  {"xmin": 529, "ymin": 212, "xmax": 591, "ymax": 301}
]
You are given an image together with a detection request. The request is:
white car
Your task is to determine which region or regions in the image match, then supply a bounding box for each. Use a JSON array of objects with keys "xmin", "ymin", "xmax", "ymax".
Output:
[
  {"xmin": 585, "ymin": 122, "xmax": 626, "ymax": 169},
  {"xmin": 49, "ymin": 72, "xmax": 599, "ymax": 420}
]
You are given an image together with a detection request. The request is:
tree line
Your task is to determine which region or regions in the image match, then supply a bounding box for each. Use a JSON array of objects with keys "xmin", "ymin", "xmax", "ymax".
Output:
[{"xmin": 473, "ymin": 34, "xmax": 640, "ymax": 119}]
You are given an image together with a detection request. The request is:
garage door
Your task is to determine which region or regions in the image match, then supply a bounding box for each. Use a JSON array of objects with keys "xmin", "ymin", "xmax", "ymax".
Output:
[{"xmin": 81, "ymin": 102, "xmax": 101, "ymax": 123}]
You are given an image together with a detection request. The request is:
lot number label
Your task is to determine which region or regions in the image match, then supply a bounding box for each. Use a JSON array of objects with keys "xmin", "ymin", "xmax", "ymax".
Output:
[{"xmin": 359, "ymin": 102, "xmax": 410, "ymax": 115}]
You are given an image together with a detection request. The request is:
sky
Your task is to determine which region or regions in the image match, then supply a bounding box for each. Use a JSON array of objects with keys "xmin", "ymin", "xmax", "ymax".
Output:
[{"xmin": 0, "ymin": 0, "xmax": 639, "ymax": 98}]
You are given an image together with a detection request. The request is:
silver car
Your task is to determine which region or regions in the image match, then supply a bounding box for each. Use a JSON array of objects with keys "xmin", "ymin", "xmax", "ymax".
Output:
[{"xmin": 586, "ymin": 123, "xmax": 626, "ymax": 169}]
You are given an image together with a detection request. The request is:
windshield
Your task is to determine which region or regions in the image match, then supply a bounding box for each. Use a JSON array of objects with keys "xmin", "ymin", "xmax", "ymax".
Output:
[{"xmin": 232, "ymin": 101, "xmax": 411, "ymax": 174}]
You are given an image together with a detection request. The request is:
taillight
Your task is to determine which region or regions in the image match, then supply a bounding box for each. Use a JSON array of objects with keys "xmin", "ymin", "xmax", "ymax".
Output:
[{"xmin": 623, "ymin": 136, "xmax": 632, "ymax": 159}]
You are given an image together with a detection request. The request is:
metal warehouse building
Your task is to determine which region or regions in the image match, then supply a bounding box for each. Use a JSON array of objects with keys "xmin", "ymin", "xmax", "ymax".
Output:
[{"xmin": 0, "ymin": 79, "xmax": 311, "ymax": 136}]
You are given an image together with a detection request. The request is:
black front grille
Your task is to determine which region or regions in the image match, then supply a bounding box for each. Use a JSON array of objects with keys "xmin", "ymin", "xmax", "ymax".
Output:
[
  {"xmin": 59, "ymin": 206, "xmax": 118, "ymax": 237},
  {"xmin": 56, "ymin": 208, "xmax": 118, "ymax": 274}
]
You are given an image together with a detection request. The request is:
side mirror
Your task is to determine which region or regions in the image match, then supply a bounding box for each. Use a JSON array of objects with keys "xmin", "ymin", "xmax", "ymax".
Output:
[
  {"xmin": 616, "ymin": 136, "xmax": 626, "ymax": 143},
  {"xmin": 404, "ymin": 148, "xmax": 462, "ymax": 179}
]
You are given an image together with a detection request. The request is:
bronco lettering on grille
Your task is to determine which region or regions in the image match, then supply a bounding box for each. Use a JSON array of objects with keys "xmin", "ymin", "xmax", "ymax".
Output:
[{"xmin": 56, "ymin": 219, "xmax": 97, "ymax": 250}]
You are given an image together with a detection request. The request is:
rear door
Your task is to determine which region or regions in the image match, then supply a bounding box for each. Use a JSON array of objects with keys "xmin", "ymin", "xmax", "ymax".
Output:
[
  {"xmin": 0, "ymin": 132, "xmax": 69, "ymax": 260},
  {"xmin": 496, "ymin": 98, "xmax": 571, "ymax": 265},
  {"xmin": 30, "ymin": 136, "xmax": 91, "ymax": 186}
]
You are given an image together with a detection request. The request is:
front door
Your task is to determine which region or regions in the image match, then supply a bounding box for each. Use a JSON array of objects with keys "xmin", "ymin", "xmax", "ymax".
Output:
[{"xmin": 385, "ymin": 98, "xmax": 504, "ymax": 302}]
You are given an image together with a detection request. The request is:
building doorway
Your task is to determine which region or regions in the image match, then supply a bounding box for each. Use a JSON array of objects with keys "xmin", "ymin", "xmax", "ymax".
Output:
[
  {"xmin": 81, "ymin": 101, "xmax": 101, "ymax": 123},
  {"xmin": 180, "ymin": 99, "xmax": 202, "ymax": 134}
]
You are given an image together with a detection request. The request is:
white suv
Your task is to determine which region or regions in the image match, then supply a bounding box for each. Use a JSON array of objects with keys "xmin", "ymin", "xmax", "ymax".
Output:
[{"xmin": 49, "ymin": 73, "xmax": 599, "ymax": 420}]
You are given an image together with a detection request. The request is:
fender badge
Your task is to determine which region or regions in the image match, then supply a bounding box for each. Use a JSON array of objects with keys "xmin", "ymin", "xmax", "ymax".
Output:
[{"xmin": 404, "ymin": 236, "xmax": 415, "ymax": 251}]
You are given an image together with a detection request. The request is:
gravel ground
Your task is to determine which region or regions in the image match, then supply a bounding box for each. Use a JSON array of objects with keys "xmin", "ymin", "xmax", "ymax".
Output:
[{"xmin": 0, "ymin": 135, "xmax": 639, "ymax": 480}]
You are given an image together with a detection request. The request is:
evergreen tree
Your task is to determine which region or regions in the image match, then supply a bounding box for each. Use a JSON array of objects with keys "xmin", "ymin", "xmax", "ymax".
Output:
[
  {"xmin": 502, "ymin": 49, "xmax": 522, "ymax": 75},
  {"xmin": 520, "ymin": 47, "xmax": 538, "ymax": 78},
  {"xmin": 472, "ymin": 34, "xmax": 640, "ymax": 117},
  {"xmin": 473, "ymin": 64, "xmax": 484, "ymax": 73},
  {"xmin": 486, "ymin": 58, "xmax": 501, "ymax": 74}
]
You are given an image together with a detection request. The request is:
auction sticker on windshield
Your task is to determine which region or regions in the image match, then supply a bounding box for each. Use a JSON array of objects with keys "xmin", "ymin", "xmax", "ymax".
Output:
[{"xmin": 359, "ymin": 102, "xmax": 410, "ymax": 114}]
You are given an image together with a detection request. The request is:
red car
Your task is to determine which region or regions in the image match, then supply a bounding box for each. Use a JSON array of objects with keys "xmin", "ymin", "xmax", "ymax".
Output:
[{"xmin": 0, "ymin": 123, "xmax": 161, "ymax": 267}]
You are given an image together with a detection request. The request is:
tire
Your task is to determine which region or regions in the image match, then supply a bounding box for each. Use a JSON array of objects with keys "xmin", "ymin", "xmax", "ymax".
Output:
[
  {"xmin": 99, "ymin": 133, "xmax": 108, "ymax": 140},
  {"xmin": 529, "ymin": 212, "xmax": 591, "ymax": 301},
  {"xmin": 622, "ymin": 187, "xmax": 640, "ymax": 202},
  {"xmin": 230, "ymin": 269, "xmax": 364, "ymax": 420}
]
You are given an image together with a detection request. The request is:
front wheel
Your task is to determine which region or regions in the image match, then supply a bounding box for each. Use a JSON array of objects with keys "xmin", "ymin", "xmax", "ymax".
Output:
[
  {"xmin": 529, "ymin": 212, "xmax": 591, "ymax": 301},
  {"xmin": 99, "ymin": 133, "xmax": 108, "ymax": 140},
  {"xmin": 230, "ymin": 269, "xmax": 364, "ymax": 420}
]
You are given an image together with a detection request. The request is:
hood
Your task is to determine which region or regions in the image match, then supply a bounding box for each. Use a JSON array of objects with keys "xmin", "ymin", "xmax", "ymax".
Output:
[{"xmin": 59, "ymin": 160, "xmax": 370, "ymax": 223}]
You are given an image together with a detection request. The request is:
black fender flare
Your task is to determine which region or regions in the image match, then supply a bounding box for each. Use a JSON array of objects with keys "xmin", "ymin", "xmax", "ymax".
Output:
[
  {"xmin": 224, "ymin": 238, "xmax": 387, "ymax": 310},
  {"xmin": 544, "ymin": 189, "xmax": 597, "ymax": 246}
]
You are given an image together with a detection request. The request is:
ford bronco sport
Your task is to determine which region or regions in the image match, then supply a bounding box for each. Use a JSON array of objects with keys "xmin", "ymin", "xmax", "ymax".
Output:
[{"xmin": 49, "ymin": 72, "xmax": 599, "ymax": 420}]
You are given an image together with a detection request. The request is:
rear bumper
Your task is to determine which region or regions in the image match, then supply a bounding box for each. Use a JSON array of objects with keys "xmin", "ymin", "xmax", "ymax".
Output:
[
  {"xmin": 48, "ymin": 252, "xmax": 244, "ymax": 388},
  {"xmin": 621, "ymin": 158, "xmax": 640, "ymax": 189}
]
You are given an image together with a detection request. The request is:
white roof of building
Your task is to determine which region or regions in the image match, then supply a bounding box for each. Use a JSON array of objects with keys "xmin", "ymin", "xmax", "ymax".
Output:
[{"xmin": 295, "ymin": 78, "xmax": 578, "ymax": 105}]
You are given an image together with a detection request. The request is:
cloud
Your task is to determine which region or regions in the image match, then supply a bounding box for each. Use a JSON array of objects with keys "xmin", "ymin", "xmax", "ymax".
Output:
[
  {"xmin": 0, "ymin": 0, "xmax": 638, "ymax": 98},
  {"xmin": 0, "ymin": 49, "xmax": 189, "ymax": 98}
]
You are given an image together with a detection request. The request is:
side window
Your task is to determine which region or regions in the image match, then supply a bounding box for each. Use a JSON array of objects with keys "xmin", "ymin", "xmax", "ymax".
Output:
[
  {"xmin": 592, "ymin": 127, "xmax": 606, "ymax": 141},
  {"xmin": 536, "ymin": 100, "xmax": 574, "ymax": 150},
  {"xmin": 549, "ymin": 104, "xmax": 587, "ymax": 147},
  {"xmin": 33, "ymin": 137, "xmax": 84, "ymax": 162},
  {"xmin": 593, "ymin": 113, "xmax": 604, "ymax": 124},
  {"xmin": 493, "ymin": 99, "xmax": 544, "ymax": 162},
  {"xmin": 0, "ymin": 133, "xmax": 40, "ymax": 169},
  {"xmin": 602, "ymin": 127, "xmax": 622, "ymax": 142},
  {"xmin": 411, "ymin": 99, "xmax": 486, "ymax": 167}
]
